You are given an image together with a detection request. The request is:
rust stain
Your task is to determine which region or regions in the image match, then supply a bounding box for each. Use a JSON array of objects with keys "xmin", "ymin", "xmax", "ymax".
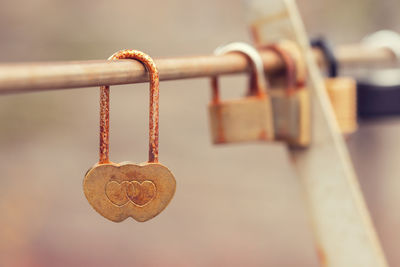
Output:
[
  {"xmin": 259, "ymin": 44, "xmax": 298, "ymax": 96},
  {"xmin": 258, "ymin": 129, "xmax": 268, "ymax": 140},
  {"xmin": 99, "ymin": 84, "xmax": 110, "ymax": 164},
  {"xmin": 296, "ymin": 80, "xmax": 306, "ymax": 88},
  {"xmin": 210, "ymin": 76, "xmax": 226, "ymax": 143},
  {"xmin": 214, "ymin": 104, "xmax": 226, "ymax": 144},
  {"xmin": 99, "ymin": 49, "xmax": 160, "ymax": 164},
  {"xmin": 248, "ymin": 71, "xmax": 270, "ymax": 99},
  {"xmin": 316, "ymin": 246, "xmax": 327, "ymax": 266},
  {"xmin": 210, "ymin": 77, "xmax": 220, "ymax": 104}
]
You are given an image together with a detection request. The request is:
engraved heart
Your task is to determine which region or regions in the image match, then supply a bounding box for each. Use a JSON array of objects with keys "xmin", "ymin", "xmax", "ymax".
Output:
[
  {"xmin": 105, "ymin": 180, "xmax": 156, "ymax": 206},
  {"xmin": 126, "ymin": 181, "xmax": 156, "ymax": 206},
  {"xmin": 84, "ymin": 162, "xmax": 176, "ymax": 222},
  {"xmin": 105, "ymin": 181, "xmax": 129, "ymax": 206}
]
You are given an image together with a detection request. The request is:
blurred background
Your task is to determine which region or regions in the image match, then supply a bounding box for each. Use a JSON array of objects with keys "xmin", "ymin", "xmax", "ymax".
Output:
[{"xmin": 0, "ymin": 0, "xmax": 400, "ymax": 266}]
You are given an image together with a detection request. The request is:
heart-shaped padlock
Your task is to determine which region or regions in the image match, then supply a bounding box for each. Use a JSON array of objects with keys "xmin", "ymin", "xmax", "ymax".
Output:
[{"xmin": 84, "ymin": 50, "xmax": 176, "ymax": 223}]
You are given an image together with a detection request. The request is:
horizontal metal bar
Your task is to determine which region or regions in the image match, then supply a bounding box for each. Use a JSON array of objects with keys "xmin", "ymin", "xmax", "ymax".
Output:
[{"xmin": 0, "ymin": 45, "xmax": 395, "ymax": 94}]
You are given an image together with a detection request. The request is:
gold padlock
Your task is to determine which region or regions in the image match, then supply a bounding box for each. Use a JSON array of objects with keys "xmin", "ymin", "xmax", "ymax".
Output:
[
  {"xmin": 311, "ymin": 37, "xmax": 358, "ymax": 135},
  {"xmin": 325, "ymin": 77, "xmax": 358, "ymax": 134},
  {"xmin": 84, "ymin": 50, "xmax": 176, "ymax": 223},
  {"xmin": 208, "ymin": 42, "xmax": 274, "ymax": 144},
  {"xmin": 256, "ymin": 41, "xmax": 310, "ymax": 147}
]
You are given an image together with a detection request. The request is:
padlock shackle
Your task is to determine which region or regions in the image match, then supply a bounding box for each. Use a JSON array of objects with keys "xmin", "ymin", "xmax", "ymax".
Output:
[
  {"xmin": 311, "ymin": 37, "xmax": 338, "ymax": 77},
  {"xmin": 99, "ymin": 50, "xmax": 160, "ymax": 164},
  {"xmin": 265, "ymin": 45, "xmax": 297, "ymax": 96},
  {"xmin": 211, "ymin": 42, "xmax": 269, "ymax": 103}
]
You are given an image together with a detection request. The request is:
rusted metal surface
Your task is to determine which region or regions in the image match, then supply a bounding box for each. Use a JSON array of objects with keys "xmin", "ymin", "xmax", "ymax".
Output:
[
  {"xmin": 0, "ymin": 51, "xmax": 281, "ymax": 94},
  {"xmin": 252, "ymin": 44, "xmax": 298, "ymax": 96},
  {"xmin": 0, "ymin": 46, "xmax": 395, "ymax": 95},
  {"xmin": 253, "ymin": 42, "xmax": 310, "ymax": 147},
  {"xmin": 264, "ymin": 45, "xmax": 297, "ymax": 95},
  {"xmin": 99, "ymin": 83, "xmax": 110, "ymax": 164},
  {"xmin": 99, "ymin": 50, "xmax": 159, "ymax": 164}
]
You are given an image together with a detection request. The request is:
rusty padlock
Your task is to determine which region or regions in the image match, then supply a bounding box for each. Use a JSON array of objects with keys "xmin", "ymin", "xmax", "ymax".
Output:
[
  {"xmin": 208, "ymin": 42, "xmax": 274, "ymax": 144},
  {"xmin": 311, "ymin": 37, "xmax": 358, "ymax": 135},
  {"xmin": 255, "ymin": 41, "xmax": 310, "ymax": 147},
  {"xmin": 84, "ymin": 50, "xmax": 176, "ymax": 223}
]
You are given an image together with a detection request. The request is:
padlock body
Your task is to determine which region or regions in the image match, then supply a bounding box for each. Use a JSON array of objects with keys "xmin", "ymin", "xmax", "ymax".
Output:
[
  {"xmin": 84, "ymin": 162, "xmax": 176, "ymax": 222},
  {"xmin": 325, "ymin": 77, "xmax": 357, "ymax": 134},
  {"xmin": 208, "ymin": 96, "xmax": 274, "ymax": 144},
  {"xmin": 270, "ymin": 87, "xmax": 310, "ymax": 147}
]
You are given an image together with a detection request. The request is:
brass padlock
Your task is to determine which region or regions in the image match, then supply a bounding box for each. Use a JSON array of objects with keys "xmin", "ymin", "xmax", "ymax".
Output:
[
  {"xmin": 208, "ymin": 42, "xmax": 274, "ymax": 144},
  {"xmin": 256, "ymin": 41, "xmax": 310, "ymax": 147},
  {"xmin": 325, "ymin": 77, "xmax": 357, "ymax": 134},
  {"xmin": 311, "ymin": 37, "xmax": 358, "ymax": 135},
  {"xmin": 84, "ymin": 50, "xmax": 176, "ymax": 223}
]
